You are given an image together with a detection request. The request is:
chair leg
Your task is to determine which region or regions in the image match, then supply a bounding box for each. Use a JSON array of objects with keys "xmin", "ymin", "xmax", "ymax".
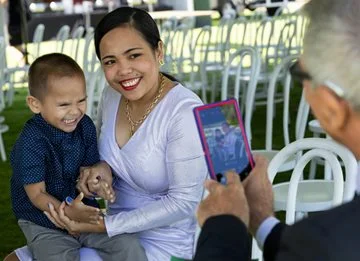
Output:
[
  {"xmin": 309, "ymin": 158, "xmax": 317, "ymax": 179},
  {"xmin": 0, "ymin": 85, "xmax": 5, "ymax": 111},
  {"xmin": 7, "ymin": 74, "xmax": 15, "ymax": 106},
  {"xmin": 309, "ymin": 132, "xmax": 321, "ymax": 179},
  {"xmin": 0, "ymin": 133, "xmax": 6, "ymax": 161}
]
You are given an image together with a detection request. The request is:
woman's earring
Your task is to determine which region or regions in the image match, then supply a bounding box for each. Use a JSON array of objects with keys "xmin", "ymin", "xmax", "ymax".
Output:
[{"xmin": 159, "ymin": 59, "xmax": 164, "ymax": 66}]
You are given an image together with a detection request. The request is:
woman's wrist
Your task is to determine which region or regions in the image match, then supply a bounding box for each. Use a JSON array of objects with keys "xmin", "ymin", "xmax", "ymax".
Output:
[{"xmin": 81, "ymin": 218, "xmax": 106, "ymax": 233}]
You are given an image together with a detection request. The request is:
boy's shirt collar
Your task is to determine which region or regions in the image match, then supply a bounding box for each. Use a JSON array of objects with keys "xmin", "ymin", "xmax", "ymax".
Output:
[{"xmin": 33, "ymin": 113, "xmax": 73, "ymax": 142}]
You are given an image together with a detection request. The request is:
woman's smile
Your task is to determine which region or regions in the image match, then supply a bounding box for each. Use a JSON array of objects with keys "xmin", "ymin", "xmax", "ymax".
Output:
[{"xmin": 120, "ymin": 77, "xmax": 141, "ymax": 91}]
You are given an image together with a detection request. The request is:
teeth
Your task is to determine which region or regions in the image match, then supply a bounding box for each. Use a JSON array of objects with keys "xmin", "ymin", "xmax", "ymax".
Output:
[
  {"xmin": 64, "ymin": 119, "xmax": 76, "ymax": 124},
  {"xmin": 121, "ymin": 78, "xmax": 140, "ymax": 87}
]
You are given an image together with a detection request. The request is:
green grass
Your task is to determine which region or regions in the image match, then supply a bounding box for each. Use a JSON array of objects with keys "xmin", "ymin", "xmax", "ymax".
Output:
[{"xmin": 0, "ymin": 87, "xmax": 32, "ymax": 259}]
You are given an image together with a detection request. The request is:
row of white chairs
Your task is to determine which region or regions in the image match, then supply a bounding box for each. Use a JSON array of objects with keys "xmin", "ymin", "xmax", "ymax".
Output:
[{"xmin": 161, "ymin": 11, "xmax": 307, "ymax": 105}]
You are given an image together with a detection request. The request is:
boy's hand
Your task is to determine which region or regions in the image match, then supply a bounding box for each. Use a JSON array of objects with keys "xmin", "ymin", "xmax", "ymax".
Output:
[
  {"xmin": 64, "ymin": 192, "xmax": 102, "ymax": 224},
  {"xmin": 88, "ymin": 178, "xmax": 116, "ymax": 203},
  {"xmin": 77, "ymin": 163, "xmax": 115, "ymax": 203}
]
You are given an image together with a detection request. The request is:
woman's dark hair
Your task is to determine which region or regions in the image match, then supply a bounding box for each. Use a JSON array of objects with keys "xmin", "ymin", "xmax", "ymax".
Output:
[{"xmin": 94, "ymin": 7, "xmax": 161, "ymax": 59}]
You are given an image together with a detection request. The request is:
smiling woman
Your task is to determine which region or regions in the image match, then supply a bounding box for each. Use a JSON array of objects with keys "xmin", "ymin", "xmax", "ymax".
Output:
[{"xmin": 11, "ymin": 7, "xmax": 208, "ymax": 261}]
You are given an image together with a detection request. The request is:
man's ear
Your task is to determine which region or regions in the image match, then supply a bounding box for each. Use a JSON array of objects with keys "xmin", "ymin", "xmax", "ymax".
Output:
[
  {"xmin": 317, "ymin": 85, "xmax": 350, "ymax": 132},
  {"xmin": 26, "ymin": 95, "xmax": 42, "ymax": 114}
]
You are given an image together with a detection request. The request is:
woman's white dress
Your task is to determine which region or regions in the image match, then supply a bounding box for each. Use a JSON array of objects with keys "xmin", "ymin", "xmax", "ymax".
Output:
[{"xmin": 98, "ymin": 83, "xmax": 208, "ymax": 261}]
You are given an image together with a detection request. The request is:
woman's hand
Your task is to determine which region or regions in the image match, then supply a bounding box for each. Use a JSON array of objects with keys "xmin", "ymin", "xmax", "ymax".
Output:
[
  {"xmin": 77, "ymin": 162, "xmax": 116, "ymax": 203},
  {"xmin": 44, "ymin": 202, "xmax": 67, "ymax": 230},
  {"xmin": 44, "ymin": 202, "xmax": 106, "ymax": 234},
  {"xmin": 64, "ymin": 192, "xmax": 103, "ymax": 224}
]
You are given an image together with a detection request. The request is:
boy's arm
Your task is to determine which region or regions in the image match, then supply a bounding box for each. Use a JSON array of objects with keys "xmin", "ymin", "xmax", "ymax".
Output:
[
  {"xmin": 24, "ymin": 182, "xmax": 62, "ymax": 211},
  {"xmin": 24, "ymin": 182, "xmax": 102, "ymax": 224}
]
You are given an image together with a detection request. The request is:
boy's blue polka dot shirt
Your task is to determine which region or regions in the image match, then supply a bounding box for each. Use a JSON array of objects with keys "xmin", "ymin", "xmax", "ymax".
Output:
[{"xmin": 10, "ymin": 114, "xmax": 100, "ymax": 230}]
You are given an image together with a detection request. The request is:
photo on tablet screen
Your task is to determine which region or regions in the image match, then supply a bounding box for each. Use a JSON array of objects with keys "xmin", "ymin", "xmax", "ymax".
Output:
[{"xmin": 194, "ymin": 99, "xmax": 254, "ymax": 182}]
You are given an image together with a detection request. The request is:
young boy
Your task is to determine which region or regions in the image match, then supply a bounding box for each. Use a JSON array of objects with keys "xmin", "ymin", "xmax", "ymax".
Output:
[{"xmin": 10, "ymin": 53, "xmax": 147, "ymax": 261}]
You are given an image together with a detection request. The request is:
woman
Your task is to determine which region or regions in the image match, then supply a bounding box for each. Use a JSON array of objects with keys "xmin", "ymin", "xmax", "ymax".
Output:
[{"xmin": 6, "ymin": 6, "xmax": 208, "ymax": 261}]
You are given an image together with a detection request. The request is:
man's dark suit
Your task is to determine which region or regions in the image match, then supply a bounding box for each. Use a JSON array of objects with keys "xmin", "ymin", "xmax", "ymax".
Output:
[{"xmin": 194, "ymin": 196, "xmax": 360, "ymax": 261}]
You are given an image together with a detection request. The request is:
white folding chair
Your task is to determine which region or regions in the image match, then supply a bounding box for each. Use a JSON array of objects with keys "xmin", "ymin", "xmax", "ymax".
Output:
[
  {"xmin": 203, "ymin": 16, "xmax": 235, "ymax": 102},
  {"xmin": 220, "ymin": 46, "xmax": 261, "ymax": 143},
  {"xmin": 86, "ymin": 67, "xmax": 107, "ymax": 123},
  {"xmin": 253, "ymin": 55, "xmax": 310, "ymax": 172},
  {"xmin": 54, "ymin": 25, "xmax": 70, "ymax": 53},
  {"xmin": 182, "ymin": 25, "xmax": 212, "ymax": 103},
  {"xmin": 268, "ymin": 137, "xmax": 358, "ymax": 224},
  {"xmin": 69, "ymin": 25, "xmax": 85, "ymax": 62},
  {"xmin": 82, "ymin": 27, "xmax": 99, "ymax": 80}
]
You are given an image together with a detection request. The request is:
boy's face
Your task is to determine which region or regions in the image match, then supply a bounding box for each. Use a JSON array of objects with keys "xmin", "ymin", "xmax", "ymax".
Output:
[{"xmin": 33, "ymin": 75, "xmax": 87, "ymax": 133}]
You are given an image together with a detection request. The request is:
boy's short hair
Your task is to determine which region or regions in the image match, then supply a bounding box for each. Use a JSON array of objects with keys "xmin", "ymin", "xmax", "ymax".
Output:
[{"xmin": 28, "ymin": 53, "xmax": 85, "ymax": 100}]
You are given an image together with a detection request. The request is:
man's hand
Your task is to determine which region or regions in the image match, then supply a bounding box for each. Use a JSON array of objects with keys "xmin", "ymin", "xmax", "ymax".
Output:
[
  {"xmin": 64, "ymin": 192, "xmax": 102, "ymax": 224},
  {"xmin": 197, "ymin": 171, "xmax": 249, "ymax": 228},
  {"xmin": 243, "ymin": 154, "xmax": 274, "ymax": 235}
]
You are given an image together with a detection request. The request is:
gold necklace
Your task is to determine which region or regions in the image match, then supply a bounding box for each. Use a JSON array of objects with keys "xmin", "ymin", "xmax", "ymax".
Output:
[{"xmin": 125, "ymin": 73, "xmax": 165, "ymax": 137}]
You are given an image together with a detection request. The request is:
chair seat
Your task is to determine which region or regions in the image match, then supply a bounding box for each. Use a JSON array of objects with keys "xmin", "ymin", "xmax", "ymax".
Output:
[
  {"xmin": 273, "ymin": 180, "xmax": 335, "ymax": 212},
  {"xmin": 309, "ymin": 119, "xmax": 325, "ymax": 134},
  {"xmin": 254, "ymin": 149, "xmax": 296, "ymax": 172}
]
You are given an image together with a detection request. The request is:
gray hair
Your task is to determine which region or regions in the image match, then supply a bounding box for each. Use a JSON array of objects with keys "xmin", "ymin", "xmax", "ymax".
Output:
[{"xmin": 302, "ymin": 0, "xmax": 360, "ymax": 110}]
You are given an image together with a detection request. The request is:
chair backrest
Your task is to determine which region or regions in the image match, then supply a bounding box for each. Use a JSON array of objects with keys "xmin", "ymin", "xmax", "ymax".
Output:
[
  {"xmin": 220, "ymin": 47, "xmax": 261, "ymax": 144},
  {"xmin": 273, "ymin": 5, "xmax": 290, "ymax": 17},
  {"xmin": 55, "ymin": 25, "xmax": 70, "ymax": 53},
  {"xmin": 228, "ymin": 16, "xmax": 248, "ymax": 51},
  {"xmin": 0, "ymin": 4, "xmax": 6, "ymax": 39},
  {"xmin": 70, "ymin": 25, "xmax": 85, "ymax": 62},
  {"xmin": 211, "ymin": 16, "xmax": 235, "ymax": 64},
  {"xmin": 86, "ymin": 66, "xmax": 107, "ymax": 122},
  {"xmin": 254, "ymin": 17, "xmax": 274, "ymax": 71},
  {"xmin": 265, "ymin": 54, "xmax": 310, "ymax": 150},
  {"xmin": 82, "ymin": 27, "xmax": 99, "ymax": 79},
  {"xmin": 268, "ymin": 137, "xmax": 358, "ymax": 223},
  {"xmin": 164, "ymin": 23, "xmax": 192, "ymax": 78},
  {"xmin": 271, "ymin": 20, "xmax": 297, "ymax": 67},
  {"xmin": 185, "ymin": 25, "xmax": 212, "ymax": 102},
  {"xmin": 291, "ymin": 13, "xmax": 308, "ymax": 54},
  {"xmin": 32, "ymin": 24, "xmax": 45, "ymax": 60}
]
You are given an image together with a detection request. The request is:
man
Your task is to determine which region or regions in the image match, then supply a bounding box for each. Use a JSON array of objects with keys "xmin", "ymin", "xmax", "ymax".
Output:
[{"xmin": 194, "ymin": 0, "xmax": 360, "ymax": 260}]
